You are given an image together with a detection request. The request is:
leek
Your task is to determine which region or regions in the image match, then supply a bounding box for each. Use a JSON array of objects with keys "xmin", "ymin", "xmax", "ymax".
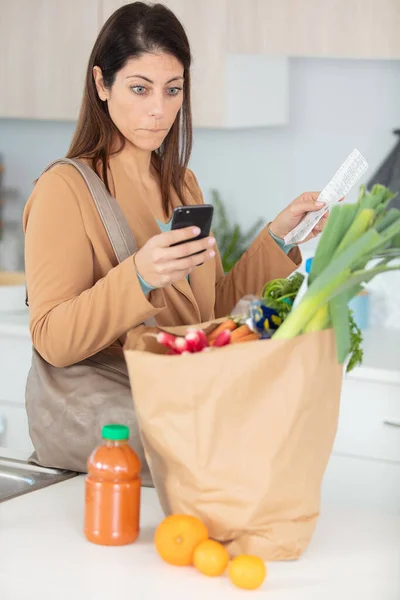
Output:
[{"xmin": 272, "ymin": 184, "xmax": 400, "ymax": 370}]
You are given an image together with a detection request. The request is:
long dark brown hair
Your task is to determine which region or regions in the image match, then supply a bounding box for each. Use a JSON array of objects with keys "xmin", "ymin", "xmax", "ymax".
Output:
[{"xmin": 67, "ymin": 2, "xmax": 193, "ymax": 213}]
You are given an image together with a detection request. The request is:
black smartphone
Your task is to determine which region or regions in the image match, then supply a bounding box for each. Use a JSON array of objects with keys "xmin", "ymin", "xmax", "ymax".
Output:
[{"xmin": 170, "ymin": 204, "xmax": 214, "ymax": 253}]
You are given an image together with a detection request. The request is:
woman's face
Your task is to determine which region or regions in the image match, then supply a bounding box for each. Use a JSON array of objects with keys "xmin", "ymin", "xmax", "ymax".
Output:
[{"xmin": 93, "ymin": 52, "xmax": 184, "ymax": 151}]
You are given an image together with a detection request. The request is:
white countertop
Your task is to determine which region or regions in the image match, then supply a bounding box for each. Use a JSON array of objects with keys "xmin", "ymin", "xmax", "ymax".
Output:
[{"xmin": 0, "ymin": 459, "xmax": 399, "ymax": 600}]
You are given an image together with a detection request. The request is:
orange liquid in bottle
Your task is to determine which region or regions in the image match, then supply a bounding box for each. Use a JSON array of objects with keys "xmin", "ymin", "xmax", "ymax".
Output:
[{"xmin": 84, "ymin": 424, "xmax": 141, "ymax": 546}]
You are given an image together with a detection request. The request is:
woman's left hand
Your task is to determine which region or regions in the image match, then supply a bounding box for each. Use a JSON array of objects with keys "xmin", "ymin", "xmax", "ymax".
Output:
[{"xmin": 269, "ymin": 192, "xmax": 328, "ymax": 244}]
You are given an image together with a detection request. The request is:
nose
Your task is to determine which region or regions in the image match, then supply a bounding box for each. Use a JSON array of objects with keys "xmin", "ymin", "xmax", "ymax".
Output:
[{"xmin": 148, "ymin": 92, "xmax": 165, "ymax": 120}]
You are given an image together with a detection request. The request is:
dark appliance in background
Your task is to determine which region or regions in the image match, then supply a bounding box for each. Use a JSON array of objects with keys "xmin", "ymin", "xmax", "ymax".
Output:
[{"xmin": 367, "ymin": 129, "xmax": 400, "ymax": 209}]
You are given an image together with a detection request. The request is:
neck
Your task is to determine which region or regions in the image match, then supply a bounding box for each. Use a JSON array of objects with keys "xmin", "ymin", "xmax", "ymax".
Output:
[{"xmin": 114, "ymin": 140, "xmax": 155, "ymax": 185}]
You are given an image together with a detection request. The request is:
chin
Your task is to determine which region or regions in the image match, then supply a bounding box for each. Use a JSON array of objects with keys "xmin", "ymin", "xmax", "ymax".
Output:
[
  {"xmin": 128, "ymin": 134, "xmax": 167, "ymax": 152},
  {"xmin": 138, "ymin": 140, "xmax": 164, "ymax": 151}
]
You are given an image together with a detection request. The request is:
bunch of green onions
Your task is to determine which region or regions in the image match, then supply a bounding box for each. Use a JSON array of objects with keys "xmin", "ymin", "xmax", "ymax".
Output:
[{"xmin": 273, "ymin": 184, "xmax": 400, "ymax": 366}]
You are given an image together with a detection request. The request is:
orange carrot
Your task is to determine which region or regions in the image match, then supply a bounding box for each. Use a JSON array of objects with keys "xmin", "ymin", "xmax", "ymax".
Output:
[
  {"xmin": 207, "ymin": 319, "xmax": 237, "ymax": 342},
  {"xmin": 235, "ymin": 332, "xmax": 261, "ymax": 343},
  {"xmin": 230, "ymin": 324, "xmax": 252, "ymax": 342}
]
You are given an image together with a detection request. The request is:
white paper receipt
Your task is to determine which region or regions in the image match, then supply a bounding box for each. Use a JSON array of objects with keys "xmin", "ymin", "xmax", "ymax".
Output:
[{"xmin": 284, "ymin": 148, "xmax": 369, "ymax": 245}]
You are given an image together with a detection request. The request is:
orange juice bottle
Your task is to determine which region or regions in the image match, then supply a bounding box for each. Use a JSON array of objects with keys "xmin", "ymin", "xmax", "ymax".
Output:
[{"xmin": 84, "ymin": 424, "xmax": 141, "ymax": 545}]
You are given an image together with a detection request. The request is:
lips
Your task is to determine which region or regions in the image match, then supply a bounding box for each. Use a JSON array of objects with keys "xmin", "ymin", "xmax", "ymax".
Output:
[{"xmin": 136, "ymin": 128, "xmax": 168, "ymax": 134}]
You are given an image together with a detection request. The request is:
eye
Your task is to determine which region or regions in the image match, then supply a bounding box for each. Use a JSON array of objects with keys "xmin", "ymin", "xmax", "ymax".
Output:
[
  {"xmin": 131, "ymin": 85, "xmax": 147, "ymax": 95},
  {"xmin": 167, "ymin": 87, "xmax": 182, "ymax": 96}
]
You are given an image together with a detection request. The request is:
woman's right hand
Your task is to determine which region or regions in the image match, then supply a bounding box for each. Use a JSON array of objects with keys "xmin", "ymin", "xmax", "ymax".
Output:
[{"xmin": 134, "ymin": 226, "xmax": 216, "ymax": 288}]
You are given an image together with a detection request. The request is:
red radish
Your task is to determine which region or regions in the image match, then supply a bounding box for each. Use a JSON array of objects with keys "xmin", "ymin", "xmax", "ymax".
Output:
[
  {"xmin": 157, "ymin": 332, "xmax": 177, "ymax": 352},
  {"xmin": 196, "ymin": 329, "xmax": 208, "ymax": 349},
  {"xmin": 174, "ymin": 337, "xmax": 189, "ymax": 353},
  {"xmin": 185, "ymin": 333, "xmax": 198, "ymax": 353},
  {"xmin": 185, "ymin": 328, "xmax": 208, "ymax": 352},
  {"xmin": 212, "ymin": 330, "xmax": 231, "ymax": 347}
]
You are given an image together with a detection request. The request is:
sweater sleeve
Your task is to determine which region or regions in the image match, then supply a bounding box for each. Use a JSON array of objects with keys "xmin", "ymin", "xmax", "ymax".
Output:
[
  {"xmin": 137, "ymin": 270, "xmax": 155, "ymax": 296},
  {"xmin": 184, "ymin": 170, "xmax": 302, "ymax": 319},
  {"xmin": 23, "ymin": 170, "xmax": 166, "ymax": 368},
  {"xmin": 213, "ymin": 226, "xmax": 302, "ymax": 318}
]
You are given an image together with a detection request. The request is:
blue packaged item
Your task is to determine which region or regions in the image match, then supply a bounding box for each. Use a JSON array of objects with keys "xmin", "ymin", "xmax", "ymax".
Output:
[{"xmin": 248, "ymin": 299, "xmax": 282, "ymax": 338}]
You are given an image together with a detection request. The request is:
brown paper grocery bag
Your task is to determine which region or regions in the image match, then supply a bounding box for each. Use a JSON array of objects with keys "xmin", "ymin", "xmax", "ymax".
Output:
[{"xmin": 124, "ymin": 326, "xmax": 343, "ymax": 561}]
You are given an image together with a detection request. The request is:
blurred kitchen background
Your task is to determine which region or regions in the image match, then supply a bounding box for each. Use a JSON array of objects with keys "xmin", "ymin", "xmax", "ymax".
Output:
[
  {"xmin": 1, "ymin": 0, "xmax": 400, "ymax": 329},
  {"xmin": 0, "ymin": 2, "xmax": 400, "ymax": 513}
]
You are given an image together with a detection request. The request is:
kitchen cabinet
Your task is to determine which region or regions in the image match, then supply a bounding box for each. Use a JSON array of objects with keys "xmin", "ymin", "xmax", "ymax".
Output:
[
  {"xmin": 0, "ymin": 402, "xmax": 32, "ymax": 454},
  {"xmin": 1, "ymin": 1, "xmax": 399, "ymax": 123},
  {"xmin": 228, "ymin": 0, "xmax": 400, "ymax": 59},
  {"xmin": 0, "ymin": 0, "xmax": 99, "ymax": 120},
  {"xmin": 0, "ymin": 1, "xmax": 288, "ymax": 127},
  {"xmin": 322, "ymin": 453, "xmax": 400, "ymax": 513},
  {"xmin": 0, "ymin": 323, "xmax": 33, "ymax": 453},
  {"xmin": 332, "ymin": 329, "xmax": 400, "ymax": 465},
  {"xmin": 101, "ymin": 0, "xmax": 288, "ymax": 128},
  {"xmin": 333, "ymin": 378, "xmax": 400, "ymax": 463}
]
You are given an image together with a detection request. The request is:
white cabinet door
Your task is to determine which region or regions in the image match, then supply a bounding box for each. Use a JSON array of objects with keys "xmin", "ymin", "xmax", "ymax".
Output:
[
  {"xmin": 0, "ymin": 401, "xmax": 33, "ymax": 454},
  {"xmin": 322, "ymin": 453, "xmax": 400, "ymax": 513},
  {"xmin": 334, "ymin": 378, "xmax": 400, "ymax": 463},
  {"xmin": 0, "ymin": 335, "xmax": 32, "ymax": 403},
  {"xmin": 228, "ymin": 0, "xmax": 400, "ymax": 59},
  {"xmin": 0, "ymin": 0, "xmax": 99, "ymax": 120},
  {"xmin": 0, "ymin": 332, "xmax": 33, "ymax": 453}
]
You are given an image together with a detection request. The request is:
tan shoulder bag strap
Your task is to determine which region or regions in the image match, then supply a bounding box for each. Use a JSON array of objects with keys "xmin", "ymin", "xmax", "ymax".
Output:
[
  {"xmin": 29, "ymin": 157, "xmax": 156, "ymax": 327},
  {"xmin": 42, "ymin": 158, "xmax": 136, "ymax": 262}
]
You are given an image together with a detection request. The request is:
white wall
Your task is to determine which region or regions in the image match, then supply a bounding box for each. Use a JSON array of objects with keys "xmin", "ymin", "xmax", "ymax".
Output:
[
  {"xmin": 1, "ymin": 56, "xmax": 400, "ymax": 234},
  {"xmin": 191, "ymin": 57, "xmax": 400, "ymax": 232}
]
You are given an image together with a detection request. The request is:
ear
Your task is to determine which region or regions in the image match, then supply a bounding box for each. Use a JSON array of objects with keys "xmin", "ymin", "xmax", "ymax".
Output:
[{"xmin": 93, "ymin": 66, "xmax": 110, "ymax": 101}]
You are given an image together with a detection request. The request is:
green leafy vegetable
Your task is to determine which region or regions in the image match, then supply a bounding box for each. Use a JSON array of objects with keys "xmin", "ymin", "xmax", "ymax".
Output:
[
  {"xmin": 347, "ymin": 311, "xmax": 363, "ymax": 372},
  {"xmin": 261, "ymin": 272, "xmax": 304, "ymax": 321}
]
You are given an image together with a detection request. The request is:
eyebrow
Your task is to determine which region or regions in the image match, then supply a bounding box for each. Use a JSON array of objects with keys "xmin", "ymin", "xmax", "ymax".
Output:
[{"xmin": 125, "ymin": 75, "xmax": 184, "ymax": 84}]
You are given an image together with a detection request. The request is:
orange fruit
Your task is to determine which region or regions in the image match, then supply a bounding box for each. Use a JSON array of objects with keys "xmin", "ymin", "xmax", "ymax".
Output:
[
  {"xmin": 193, "ymin": 539, "xmax": 230, "ymax": 577},
  {"xmin": 154, "ymin": 514, "xmax": 208, "ymax": 566},
  {"xmin": 228, "ymin": 555, "xmax": 267, "ymax": 590}
]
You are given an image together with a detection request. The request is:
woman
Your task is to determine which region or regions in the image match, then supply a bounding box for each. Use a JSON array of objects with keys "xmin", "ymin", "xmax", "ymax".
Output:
[{"xmin": 23, "ymin": 2, "xmax": 327, "ymax": 478}]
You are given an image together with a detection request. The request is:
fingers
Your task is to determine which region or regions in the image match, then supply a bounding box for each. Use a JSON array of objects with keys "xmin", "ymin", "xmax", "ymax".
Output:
[
  {"xmin": 312, "ymin": 223, "xmax": 324, "ymax": 235},
  {"xmin": 312, "ymin": 211, "xmax": 329, "ymax": 235},
  {"xmin": 309, "ymin": 192, "xmax": 322, "ymax": 202},
  {"xmin": 300, "ymin": 191, "xmax": 321, "ymax": 205},
  {"xmin": 153, "ymin": 250, "xmax": 216, "ymax": 284},
  {"xmin": 169, "ymin": 250, "xmax": 216, "ymax": 273},
  {"xmin": 154, "ymin": 226, "xmax": 201, "ymax": 248},
  {"xmin": 162, "ymin": 236, "xmax": 216, "ymax": 261},
  {"xmin": 290, "ymin": 192, "xmax": 324, "ymax": 216},
  {"xmin": 302, "ymin": 196, "xmax": 325, "ymax": 212}
]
